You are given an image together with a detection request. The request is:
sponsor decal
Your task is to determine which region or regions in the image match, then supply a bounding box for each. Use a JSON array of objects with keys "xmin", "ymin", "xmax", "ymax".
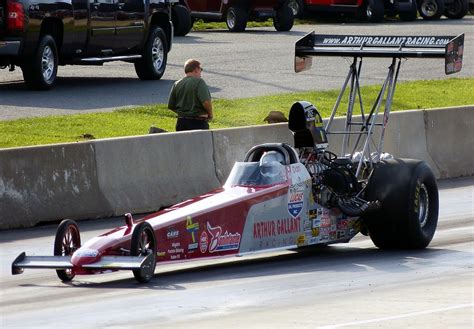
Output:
[
  {"xmin": 309, "ymin": 237, "xmax": 319, "ymax": 244},
  {"xmin": 188, "ymin": 242, "xmax": 198, "ymax": 251},
  {"xmin": 309, "ymin": 209, "xmax": 318, "ymax": 219},
  {"xmin": 337, "ymin": 230, "xmax": 346, "ymax": 239},
  {"xmin": 288, "ymin": 201, "xmax": 303, "ymax": 218},
  {"xmin": 297, "ymin": 235, "xmax": 305, "ymax": 246},
  {"xmin": 166, "ymin": 227, "xmax": 179, "ymax": 239},
  {"xmin": 330, "ymin": 232, "xmax": 337, "ymax": 240},
  {"xmin": 312, "ymin": 218, "xmax": 321, "ymax": 228},
  {"xmin": 200, "ymin": 231, "xmax": 208, "ymax": 253},
  {"xmin": 304, "ymin": 219, "xmax": 312, "ymax": 231},
  {"xmin": 156, "ymin": 251, "xmax": 166, "ymax": 257},
  {"xmin": 167, "ymin": 242, "xmax": 184, "ymax": 260},
  {"xmin": 186, "ymin": 216, "xmax": 199, "ymax": 251},
  {"xmin": 312, "ymin": 227, "xmax": 320, "ymax": 237},
  {"xmin": 253, "ymin": 217, "xmax": 301, "ymax": 239},
  {"xmin": 337, "ymin": 220, "xmax": 349, "ymax": 230},
  {"xmin": 207, "ymin": 222, "xmax": 241, "ymax": 253}
]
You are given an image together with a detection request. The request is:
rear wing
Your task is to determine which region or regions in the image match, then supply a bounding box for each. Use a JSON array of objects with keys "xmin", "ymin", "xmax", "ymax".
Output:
[{"xmin": 295, "ymin": 32, "xmax": 464, "ymax": 75}]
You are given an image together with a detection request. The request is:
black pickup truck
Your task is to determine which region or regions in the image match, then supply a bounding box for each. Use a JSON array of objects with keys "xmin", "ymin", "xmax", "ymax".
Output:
[{"xmin": 0, "ymin": 0, "xmax": 176, "ymax": 90}]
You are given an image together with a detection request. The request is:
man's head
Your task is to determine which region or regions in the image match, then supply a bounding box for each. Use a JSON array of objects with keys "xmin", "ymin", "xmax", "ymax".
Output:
[{"xmin": 184, "ymin": 59, "xmax": 203, "ymax": 77}]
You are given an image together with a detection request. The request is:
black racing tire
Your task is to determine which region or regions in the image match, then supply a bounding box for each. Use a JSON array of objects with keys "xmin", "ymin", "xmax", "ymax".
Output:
[
  {"xmin": 22, "ymin": 34, "xmax": 58, "ymax": 90},
  {"xmin": 134, "ymin": 26, "xmax": 168, "ymax": 80},
  {"xmin": 172, "ymin": 4, "xmax": 192, "ymax": 36},
  {"xmin": 365, "ymin": 0, "xmax": 385, "ymax": 22},
  {"xmin": 444, "ymin": 0, "xmax": 468, "ymax": 19},
  {"xmin": 274, "ymin": 5, "xmax": 294, "ymax": 31},
  {"xmin": 54, "ymin": 219, "xmax": 81, "ymax": 282},
  {"xmin": 226, "ymin": 6, "xmax": 248, "ymax": 32},
  {"xmin": 362, "ymin": 159, "xmax": 439, "ymax": 250},
  {"xmin": 130, "ymin": 222, "xmax": 157, "ymax": 283},
  {"xmin": 287, "ymin": 0, "xmax": 305, "ymax": 17},
  {"xmin": 418, "ymin": 0, "xmax": 445, "ymax": 19},
  {"xmin": 399, "ymin": 0, "xmax": 419, "ymax": 20}
]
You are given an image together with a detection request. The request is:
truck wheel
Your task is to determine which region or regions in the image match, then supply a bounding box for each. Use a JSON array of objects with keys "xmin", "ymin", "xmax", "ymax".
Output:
[
  {"xmin": 54, "ymin": 219, "xmax": 81, "ymax": 282},
  {"xmin": 226, "ymin": 6, "xmax": 248, "ymax": 32},
  {"xmin": 172, "ymin": 4, "xmax": 192, "ymax": 36},
  {"xmin": 274, "ymin": 5, "xmax": 294, "ymax": 31},
  {"xmin": 444, "ymin": 0, "xmax": 468, "ymax": 18},
  {"xmin": 287, "ymin": 0, "xmax": 305, "ymax": 17},
  {"xmin": 134, "ymin": 26, "xmax": 168, "ymax": 80},
  {"xmin": 362, "ymin": 159, "xmax": 439, "ymax": 250},
  {"xmin": 22, "ymin": 34, "xmax": 58, "ymax": 90},
  {"xmin": 130, "ymin": 222, "xmax": 157, "ymax": 283},
  {"xmin": 418, "ymin": 0, "xmax": 445, "ymax": 19},
  {"xmin": 365, "ymin": 0, "xmax": 385, "ymax": 22},
  {"xmin": 399, "ymin": 0, "xmax": 418, "ymax": 20}
]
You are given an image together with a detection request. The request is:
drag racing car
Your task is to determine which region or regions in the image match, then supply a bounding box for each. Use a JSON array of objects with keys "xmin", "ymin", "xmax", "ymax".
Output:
[{"xmin": 12, "ymin": 32, "xmax": 464, "ymax": 283}]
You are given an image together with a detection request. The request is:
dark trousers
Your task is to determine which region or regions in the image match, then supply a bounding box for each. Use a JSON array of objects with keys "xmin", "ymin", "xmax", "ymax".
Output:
[{"xmin": 176, "ymin": 118, "xmax": 209, "ymax": 131}]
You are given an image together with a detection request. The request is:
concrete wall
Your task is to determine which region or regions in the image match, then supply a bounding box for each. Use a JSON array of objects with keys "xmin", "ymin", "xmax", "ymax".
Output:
[{"xmin": 0, "ymin": 106, "xmax": 472, "ymax": 229}]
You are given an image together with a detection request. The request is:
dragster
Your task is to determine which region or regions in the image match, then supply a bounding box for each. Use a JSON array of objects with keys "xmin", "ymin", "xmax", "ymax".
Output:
[{"xmin": 12, "ymin": 32, "xmax": 464, "ymax": 283}]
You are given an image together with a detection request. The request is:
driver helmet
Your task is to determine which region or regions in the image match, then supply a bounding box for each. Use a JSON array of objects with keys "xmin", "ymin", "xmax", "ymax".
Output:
[{"xmin": 259, "ymin": 151, "xmax": 285, "ymax": 178}]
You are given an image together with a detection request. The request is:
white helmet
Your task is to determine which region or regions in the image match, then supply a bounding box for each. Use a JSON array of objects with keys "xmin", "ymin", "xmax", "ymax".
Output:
[{"xmin": 259, "ymin": 151, "xmax": 285, "ymax": 177}]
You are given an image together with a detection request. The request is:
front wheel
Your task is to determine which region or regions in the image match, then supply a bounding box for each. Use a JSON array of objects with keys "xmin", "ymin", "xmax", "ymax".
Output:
[
  {"xmin": 134, "ymin": 27, "xmax": 168, "ymax": 80},
  {"xmin": 418, "ymin": 0, "xmax": 445, "ymax": 19},
  {"xmin": 54, "ymin": 219, "xmax": 81, "ymax": 282},
  {"xmin": 130, "ymin": 222, "xmax": 157, "ymax": 283},
  {"xmin": 226, "ymin": 6, "xmax": 248, "ymax": 32},
  {"xmin": 274, "ymin": 5, "xmax": 294, "ymax": 31},
  {"xmin": 362, "ymin": 159, "xmax": 439, "ymax": 249},
  {"xmin": 444, "ymin": 0, "xmax": 468, "ymax": 19},
  {"xmin": 22, "ymin": 34, "xmax": 58, "ymax": 90}
]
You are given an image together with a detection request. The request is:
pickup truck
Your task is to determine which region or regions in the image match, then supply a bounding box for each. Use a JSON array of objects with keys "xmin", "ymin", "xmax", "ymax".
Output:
[{"xmin": 0, "ymin": 0, "xmax": 176, "ymax": 90}]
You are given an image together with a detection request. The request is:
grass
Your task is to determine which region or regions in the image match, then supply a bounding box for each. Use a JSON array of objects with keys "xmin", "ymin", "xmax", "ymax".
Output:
[{"xmin": 0, "ymin": 78, "xmax": 473, "ymax": 149}]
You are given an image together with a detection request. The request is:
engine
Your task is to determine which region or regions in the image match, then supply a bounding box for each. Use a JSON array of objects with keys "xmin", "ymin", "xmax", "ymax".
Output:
[{"xmin": 289, "ymin": 101, "xmax": 379, "ymax": 217}]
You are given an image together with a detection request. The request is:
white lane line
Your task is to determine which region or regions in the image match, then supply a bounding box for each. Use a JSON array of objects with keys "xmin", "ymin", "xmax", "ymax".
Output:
[{"xmin": 317, "ymin": 303, "xmax": 474, "ymax": 329}]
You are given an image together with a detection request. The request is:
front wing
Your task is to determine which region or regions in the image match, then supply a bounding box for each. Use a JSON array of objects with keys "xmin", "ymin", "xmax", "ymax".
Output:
[{"xmin": 12, "ymin": 252, "xmax": 153, "ymax": 275}]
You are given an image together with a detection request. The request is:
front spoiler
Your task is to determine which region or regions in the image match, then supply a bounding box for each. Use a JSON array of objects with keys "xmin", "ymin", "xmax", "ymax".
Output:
[{"xmin": 12, "ymin": 252, "xmax": 152, "ymax": 275}]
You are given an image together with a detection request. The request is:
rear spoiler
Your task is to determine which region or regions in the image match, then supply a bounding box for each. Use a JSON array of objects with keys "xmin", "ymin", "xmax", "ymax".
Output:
[{"xmin": 295, "ymin": 32, "xmax": 464, "ymax": 75}]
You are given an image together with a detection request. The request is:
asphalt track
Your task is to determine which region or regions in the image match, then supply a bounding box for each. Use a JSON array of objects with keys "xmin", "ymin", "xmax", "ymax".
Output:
[
  {"xmin": 0, "ymin": 17, "xmax": 473, "ymax": 120},
  {"xmin": 0, "ymin": 176, "xmax": 472, "ymax": 328}
]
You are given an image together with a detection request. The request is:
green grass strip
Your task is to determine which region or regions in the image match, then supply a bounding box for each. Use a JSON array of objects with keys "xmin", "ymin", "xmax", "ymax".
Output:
[{"xmin": 1, "ymin": 78, "xmax": 473, "ymax": 149}]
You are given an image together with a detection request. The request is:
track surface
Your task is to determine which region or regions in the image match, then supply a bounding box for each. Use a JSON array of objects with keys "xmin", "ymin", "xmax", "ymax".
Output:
[
  {"xmin": 0, "ymin": 18, "xmax": 473, "ymax": 120},
  {"xmin": 0, "ymin": 177, "xmax": 472, "ymax": 328}
]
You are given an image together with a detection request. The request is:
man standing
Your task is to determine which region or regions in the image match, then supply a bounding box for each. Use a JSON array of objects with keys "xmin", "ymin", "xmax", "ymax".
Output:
[{"xmin": 168, "ymin": 59, "xmax": 213, "ymax": 131}]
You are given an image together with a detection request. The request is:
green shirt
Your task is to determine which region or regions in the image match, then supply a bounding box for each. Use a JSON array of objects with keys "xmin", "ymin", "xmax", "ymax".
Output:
[{"xmin": 168, "ymin": 76, "xmax": 211, "ymax": 117}]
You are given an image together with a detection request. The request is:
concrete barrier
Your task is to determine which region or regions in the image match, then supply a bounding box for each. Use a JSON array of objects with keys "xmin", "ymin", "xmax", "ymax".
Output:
[
  {"xmin": 0, "ymin": 106, "xmax": 472, "ymax": 229},
  {"xmin": 424, "ymin": 106, "xmax": 474, "ymax": 179},
  {"xmin": 0, "ymin": 143, "xmax": 110, "ymax": 228},
  {"xmin": 92, "ymin": 131, "xmax": 221, "ymax": 215}
]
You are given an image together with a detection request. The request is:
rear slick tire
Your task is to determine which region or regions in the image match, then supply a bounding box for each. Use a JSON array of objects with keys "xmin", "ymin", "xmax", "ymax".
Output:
[
  {"xmin": 54, "ymin": 219, "xmax": 81, "ymax": 282},
  {"xmin": 130, "ymin": 222, "xmax": 157, "ymax": 283},
  {"xmin": 362, "ymin": 159, "xmax": 439, "ymax": 250}
]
